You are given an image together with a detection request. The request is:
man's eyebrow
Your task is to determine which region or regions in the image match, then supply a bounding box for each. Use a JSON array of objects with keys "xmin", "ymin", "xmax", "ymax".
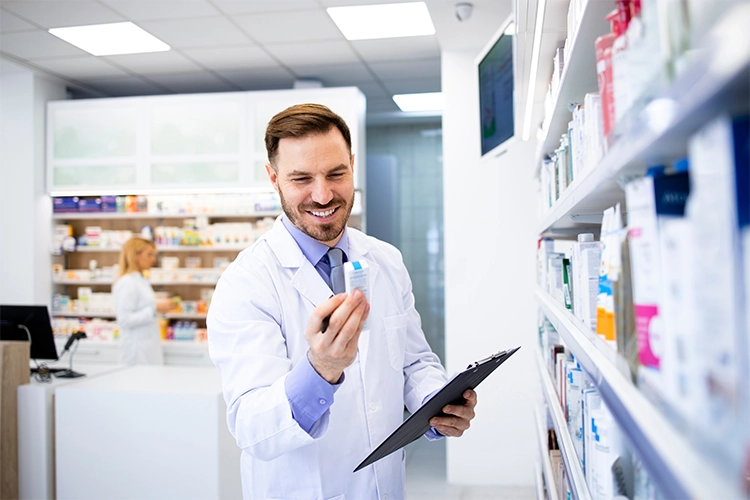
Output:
[{"xmin": 286, "ymin": 164, "xmax": 349, "ymax": 177}]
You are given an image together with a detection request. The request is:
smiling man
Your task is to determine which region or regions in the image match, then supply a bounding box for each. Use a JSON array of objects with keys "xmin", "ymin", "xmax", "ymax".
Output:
[{"xmin": 208, "ymin": 103, "xmax": 477, "ymax": 500}]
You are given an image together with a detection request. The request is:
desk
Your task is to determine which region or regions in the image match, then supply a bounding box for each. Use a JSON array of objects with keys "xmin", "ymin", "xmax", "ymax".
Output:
[
  {"xmin": 17, "ymin": 364, "xmax": 127, "ymax": 500},
  {"xmin": 54, "ymin": 365, "xmax": 241, "ymax": 500}
]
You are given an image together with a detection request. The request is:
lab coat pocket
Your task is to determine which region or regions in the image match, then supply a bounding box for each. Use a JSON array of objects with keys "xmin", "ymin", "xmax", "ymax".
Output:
[{"xmin": 383, "ymin": 313, "xmax": 407, "ymax": 372}]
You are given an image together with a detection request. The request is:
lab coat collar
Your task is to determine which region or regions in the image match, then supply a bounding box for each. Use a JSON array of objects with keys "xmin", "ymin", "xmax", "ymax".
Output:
[{"xmin": 264, "ymin": 216, "xmax": 380, "ymax": 307}]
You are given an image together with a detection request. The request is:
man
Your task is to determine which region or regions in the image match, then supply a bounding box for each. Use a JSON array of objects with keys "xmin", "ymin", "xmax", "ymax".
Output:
[{"xmin": 208, "ymin": 103, "xmax": 477, "ymax": 499}]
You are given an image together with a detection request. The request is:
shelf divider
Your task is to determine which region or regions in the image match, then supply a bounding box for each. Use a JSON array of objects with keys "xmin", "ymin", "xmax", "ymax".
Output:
[{"xmin": 535, "ymin": 288, "xmax": 741, "ymax": 499}]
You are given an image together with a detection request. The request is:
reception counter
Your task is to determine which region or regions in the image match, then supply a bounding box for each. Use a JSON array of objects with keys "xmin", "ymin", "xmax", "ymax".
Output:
[{"xmin": 18, "ymin": 364, "xmax": 240, "ymax": 500}]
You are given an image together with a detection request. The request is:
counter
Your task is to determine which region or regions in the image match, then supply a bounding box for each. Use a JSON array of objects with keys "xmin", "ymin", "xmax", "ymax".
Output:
[{"xmin": 54, "ymin": 365, "xmax": 240, "ymax": 500}]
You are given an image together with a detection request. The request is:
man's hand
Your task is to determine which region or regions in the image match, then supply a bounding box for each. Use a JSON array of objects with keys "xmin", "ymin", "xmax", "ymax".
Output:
[
  {"xmin": 305, "ymin": 289, "xmax": 370, "ymax": 384},
  {"xmin": 429, "ymin": 389, "xmax": 477, "ymax": 437}
]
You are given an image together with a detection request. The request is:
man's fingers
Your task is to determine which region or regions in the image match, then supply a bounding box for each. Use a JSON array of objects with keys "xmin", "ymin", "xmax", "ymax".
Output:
[{"xmin": 310, "ymin": 294, "xmax": 347, "ymax": 333}]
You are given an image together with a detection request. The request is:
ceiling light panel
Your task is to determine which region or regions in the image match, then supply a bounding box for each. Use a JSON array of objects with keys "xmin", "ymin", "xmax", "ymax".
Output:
[
  {"xmin": 392, "ymin": 92, "xmax": 444, "ymax": 112},
  {"xmin": 49, "ymin": 22, "xmax": 170, "ymax": 56},
  {"xmin": 327, "ymin": 2, "xmax": 435, "ymax": 41}
]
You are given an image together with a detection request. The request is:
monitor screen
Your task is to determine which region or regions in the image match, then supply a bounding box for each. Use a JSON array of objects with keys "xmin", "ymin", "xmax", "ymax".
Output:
[
  {"xmin": 0, "ymin": 305, "xmax": 58, "ymax": 361},
  {"xmin": 478, "ymin": 15, "xmax": 516, "ymax": 157}
]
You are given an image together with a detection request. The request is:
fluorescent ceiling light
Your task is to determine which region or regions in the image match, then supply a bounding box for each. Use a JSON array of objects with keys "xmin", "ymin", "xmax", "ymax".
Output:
[
  {"xmin": 49, "ymin": 22, "xmax": 170, "ymax": 56},
  {"xmin": 392, "ymin": 92, "xmax": 444, "ymax": 112},
  {"xmin": 327, "ymin": 2, "xmax": 435, "ymax": 41}
]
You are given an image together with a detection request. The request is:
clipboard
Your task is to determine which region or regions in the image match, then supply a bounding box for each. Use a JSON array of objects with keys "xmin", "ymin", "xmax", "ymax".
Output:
[{"xmin": 354, "ymin": 345, "xmax": 521, "ymax": 472}]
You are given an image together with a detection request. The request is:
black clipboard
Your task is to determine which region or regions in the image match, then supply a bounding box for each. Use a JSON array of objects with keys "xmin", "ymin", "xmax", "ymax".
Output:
[{"xmin": 354, "ymin": 346, "xmax": 521, "ymax": 472}]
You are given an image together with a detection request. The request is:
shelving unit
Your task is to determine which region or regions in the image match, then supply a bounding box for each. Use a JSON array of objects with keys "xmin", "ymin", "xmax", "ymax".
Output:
[
  {"xmin": 535, "ymin": 0, "xmax": 611, "ymax": 173},
  {"xmin": 533, "ymin": 2, "xmax": 749, "ymax": 499},
  {"xmin": 536, "ymin": 289, "xmax": 739, "ymax": 499},
  {"xmin": 536, "ymin": 349, "xmax": 591, "ymax": 500},
  {"xmin": 537, "ymin": 2, "xmax": 750, "ymax": 234},
  {"xmin": 534, "ymin": 406, "xmax": 561, "ymax": 500}
]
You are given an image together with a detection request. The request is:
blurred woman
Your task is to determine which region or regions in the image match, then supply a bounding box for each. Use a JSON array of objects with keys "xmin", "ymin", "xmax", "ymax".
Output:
[{"xmin": 113, "ymin": 237, "xmax": 172, "ymax": 365}]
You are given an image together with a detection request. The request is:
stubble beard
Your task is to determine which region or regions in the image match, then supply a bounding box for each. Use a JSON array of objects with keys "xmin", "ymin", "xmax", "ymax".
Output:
[{"xmin": 279, "ymin": 188, "xmax": 354, "ymax": 244}]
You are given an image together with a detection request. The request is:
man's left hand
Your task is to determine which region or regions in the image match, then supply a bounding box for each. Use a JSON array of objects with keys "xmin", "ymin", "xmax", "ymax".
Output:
[{"xmin": 428, "ymin": 389, "xmax": 477, "ymax": 437}]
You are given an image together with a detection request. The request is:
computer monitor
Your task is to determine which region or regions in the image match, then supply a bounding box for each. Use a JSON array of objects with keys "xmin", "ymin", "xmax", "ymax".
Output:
[{"xmin": 0, "ymin": 305, "xmax": 59, "ymax": 361}]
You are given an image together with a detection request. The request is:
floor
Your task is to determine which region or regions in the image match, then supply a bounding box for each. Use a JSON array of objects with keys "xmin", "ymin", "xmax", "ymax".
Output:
[{"xmin": 404, "ymin": 438, "xmax": 537, "ymax": 500}]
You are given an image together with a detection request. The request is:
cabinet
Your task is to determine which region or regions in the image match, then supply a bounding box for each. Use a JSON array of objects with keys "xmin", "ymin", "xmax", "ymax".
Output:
[
  {"xmin": 47, "ymin": 86, "xmax": 367, "ymax": 195},
  {"xmin": 533, "ymin": 1, "xmax": 749, "ymax": 499}
]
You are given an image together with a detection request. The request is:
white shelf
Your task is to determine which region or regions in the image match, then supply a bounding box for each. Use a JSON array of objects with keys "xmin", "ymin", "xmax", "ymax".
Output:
[
  {"xmin": 53, "ymin": 312, "xmax": 117, "ymax": 319},
  {"xmin": 534, "ymin": 0, "xmax": 612, "ymax": 175},
  {"xmin": 68, "ymin": 245, "xmax": 247, "ymax": 253},
  {"xmin": 536, "ymin": 348, "xmax": 591, "ymax": 500},
  {"xmin": 534, "ymin": 406, "xmax": 561, "ymax": 500},
  {"xmin": 53, "ymin": 211, "xmax": 281, "ymax": 220},
  {"xmin": 537, "ymin": 3, "xmax": 750, "ymax": 234},
  {"xmin": 535, "ymin": 288, "xmax": 742, "ymax": 499},
  {"xmin": 164, "ymin": 313, "xmax": 207, "ymax": 320},
  {"xmin": 534, "ymin": 463, "xmax": 546, "ymax": 500},
  {"xmin": 54, "ymin": 279, "xmax": 219, "ymax": 286}
]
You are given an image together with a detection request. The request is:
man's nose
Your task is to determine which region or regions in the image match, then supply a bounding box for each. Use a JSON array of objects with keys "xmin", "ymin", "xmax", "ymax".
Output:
[{"xmin": 310, "ymin": 179, "xmax": 334, "ymax": 205}]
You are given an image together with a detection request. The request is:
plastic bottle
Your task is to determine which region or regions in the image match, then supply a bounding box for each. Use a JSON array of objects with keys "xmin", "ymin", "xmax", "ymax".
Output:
[{"xmin": 595, "ymin": 9, "xmax": 625, "ymax": 139}]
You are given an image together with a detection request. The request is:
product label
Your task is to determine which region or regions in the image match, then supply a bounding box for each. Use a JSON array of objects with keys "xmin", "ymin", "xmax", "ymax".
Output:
[{"xmin": 635, "ymin": 304, "xmax": 661, "ymax": 367}]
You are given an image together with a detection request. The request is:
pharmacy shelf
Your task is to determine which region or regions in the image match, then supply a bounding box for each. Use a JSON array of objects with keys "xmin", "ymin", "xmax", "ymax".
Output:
[
  {"xmin": 68, "ymin": 245, "xmax": 247, "ymax": 253},
  {"xmin": 54, "ymin": 279, "xmax": 219, "ymax": 286},
  {"xmin": 536, "ymin": 348, "xmax": 590, "ymax": 500},
  {"xmin": 534, "ymin": 463, "xmax": 545, "ymax": 500},
  {"xmin": 534, "ymin": 0, "xmax": 612, "ymax": 175},
  {"xmin": 53, "ymin": 312, "xmax": 117, "ymax": 319},
  {"xmin": 534, "ymin": 406, "xmax": 561, "ymax": 500},
  {"xmin": 164, "ymin": 313, "xmax": 207, "ymax": 320},
  {"xmin": 537, "ymin": 3, "xmax": 750, "ymax": 233},
  {"xmin": 53, "ymin": 211, "xmax": 281, "ymax": 220},
  {"xmin": 535, "ymin": 288, "xmax": 742, "ymax": 499}
]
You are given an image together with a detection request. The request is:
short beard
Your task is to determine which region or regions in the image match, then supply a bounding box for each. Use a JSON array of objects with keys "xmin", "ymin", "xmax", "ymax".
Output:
[{"xmin": 279, "ymin": 188, "xmax": 354, "ymax": 244}]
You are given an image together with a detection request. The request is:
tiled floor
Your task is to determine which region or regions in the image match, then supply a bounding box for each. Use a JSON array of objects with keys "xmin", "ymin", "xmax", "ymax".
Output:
[{"xmin": 404, "ymin": 438, "xmax": 537, "ymax": 500}]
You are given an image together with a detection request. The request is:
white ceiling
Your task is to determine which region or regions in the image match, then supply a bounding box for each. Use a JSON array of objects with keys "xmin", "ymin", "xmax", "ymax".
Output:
[{"xmin": 0, "ymin": 0, "xmax": 565, "ymax": 126}]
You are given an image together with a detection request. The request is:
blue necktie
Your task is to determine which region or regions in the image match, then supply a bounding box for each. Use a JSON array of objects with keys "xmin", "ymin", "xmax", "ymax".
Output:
[{"xmin": 327, "ymin": 248, "xmax": 346, "ymax": 294}]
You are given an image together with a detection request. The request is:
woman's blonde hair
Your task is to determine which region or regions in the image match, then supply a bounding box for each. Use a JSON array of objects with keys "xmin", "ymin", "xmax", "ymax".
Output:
[{"xmin": 118, "ymin": 237, "xmax": 156, "ymax": 277}]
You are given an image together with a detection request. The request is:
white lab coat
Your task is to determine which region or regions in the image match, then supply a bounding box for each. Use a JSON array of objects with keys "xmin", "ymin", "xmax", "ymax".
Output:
[
  {"xmin": 208, "ymin": 217, "xmax": 447, "ymax": 500},
  {"xmin": 112, "ymin": 272, "xmax": 164, "ymax": 365}
]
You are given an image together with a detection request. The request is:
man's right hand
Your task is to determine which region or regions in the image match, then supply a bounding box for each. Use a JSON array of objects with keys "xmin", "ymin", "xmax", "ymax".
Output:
[{"xmin": 305, "ymin": 289, "xmax": 370, "ymax": 384}]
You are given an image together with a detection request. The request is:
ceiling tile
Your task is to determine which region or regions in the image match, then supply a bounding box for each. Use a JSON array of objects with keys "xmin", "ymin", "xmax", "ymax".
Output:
[
  {"xmin": 0, "ymin": 1, "xmax": 124, "ymax": 29},
  {"xmin": 349, "ymin": 81, "xmax": 389, "ymax": 100},
  {"xmin": 182, "ymin": 45, "xmax": 279, "ymax": 71},
  {"xmin": 368, "ymin": 58, "xmax": 441, "ymax": 81},
  {"xmin": 1, "ymin": 30, "xmax": 88, "ymax": 59},
  {"xmin": 211, "ymin": 0, "xmax": 318, "ymax": 15},
  {"xmin": 289, "ymin": 63, "xmax": 374, "ymax": 86},
  {"xmin": 30, "ymin": 55, "xmax": 129, "ymax": 79},
  {"xmin": 102, "ymin": 51, "xmax": 203, "ymax": 75},
  {"xmin": 265, "ymin": 40, "xmax": 360, "ymax": 67},
  {"xmin": 84, "ymin": 75, "xmax": 170, "ymax": 96},
  {"xmin": 139, "ymin": 17, "xmax": 250, "ymax": 48},
  {"xmin": 382, "ymin": 78, "xmax": 441, "ymax": 95},
  {"xmin": 351, "ymin": 36, "xmax": 440, "ymax": 62},
  {"xmin": 0, "ymin": 8, "xmax": 38, "ymax": 32},
  {"xmin": 215, "ymin": 67, "xmax": 295, "ymax": 91},
  {"xmin": 145, "ymin": 71, "xmax": 239, "ymax": 93},
  {"xmin": 100, "ymin": 0, "xmax": 221, "ymax": 21},
  {"xmin": 365, "ymin": 96, "xmax": 400, "ymax": 113},
  {"xmin": 233, "ymin": 10, "xmax": 342, "ymax": 44}
]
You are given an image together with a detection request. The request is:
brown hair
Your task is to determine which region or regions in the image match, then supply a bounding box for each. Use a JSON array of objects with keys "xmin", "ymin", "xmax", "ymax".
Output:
[
  {"xmin": 118, "ymin": 237, "xmax": 155, "ymax": 277},
  {"xmin": 264, "ymin": 103, "xmax": 352, "ymax": 169}
]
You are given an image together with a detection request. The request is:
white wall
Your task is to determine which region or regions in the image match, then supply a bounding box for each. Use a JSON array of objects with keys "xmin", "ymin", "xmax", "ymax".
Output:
[
  {"xmin": 442, "ymin": 50, "xmax": 540, "ymax": 485},
  {"xmin": 0, "ymin": 71, "xmax": 65, "ymax": 305}
]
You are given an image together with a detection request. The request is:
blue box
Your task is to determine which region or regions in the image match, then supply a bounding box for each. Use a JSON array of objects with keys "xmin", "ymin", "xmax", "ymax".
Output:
[
  {"xmin": 78, "ymin": 197, "xmax": 102, "ymax": 212},
  {"xmin": 101, "ymin": 195, "xmax": 117, "ymax": 212},
  {"xmin": 53, "ymin": 197, "xmax": 79, "ymax": 213}
]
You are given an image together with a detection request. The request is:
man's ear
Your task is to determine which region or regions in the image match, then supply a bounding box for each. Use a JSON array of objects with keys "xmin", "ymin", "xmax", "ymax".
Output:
[{"xmin": 265, "ymin": 163, "xmax": 279, "ymax": 192}]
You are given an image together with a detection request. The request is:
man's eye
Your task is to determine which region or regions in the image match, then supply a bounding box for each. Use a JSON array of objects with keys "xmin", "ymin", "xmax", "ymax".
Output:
[
  {"xmin": 329, "ymin": 173, "xmax": 344, "ymax": 179},
  {"xmin": 292, "ymin": 177, "xmax": 310, "ymax": 183}
]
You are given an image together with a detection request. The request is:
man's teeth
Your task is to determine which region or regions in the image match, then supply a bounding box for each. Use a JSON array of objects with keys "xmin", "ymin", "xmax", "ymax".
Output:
[{"xmin": 311, "ymin": 208, "xmax": 335, "ymax": 217}]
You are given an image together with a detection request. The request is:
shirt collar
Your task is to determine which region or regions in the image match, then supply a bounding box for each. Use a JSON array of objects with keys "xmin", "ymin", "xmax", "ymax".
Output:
[{"xmin": 280, "ymin": 214, "xmax": 349, "ymax": 266}]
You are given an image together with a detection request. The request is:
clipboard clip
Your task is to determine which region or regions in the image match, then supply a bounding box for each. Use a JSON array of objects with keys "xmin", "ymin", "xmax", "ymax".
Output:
[{"xmin": 466, "ymin": 350, "xmax": 505, "ymax": 370}]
